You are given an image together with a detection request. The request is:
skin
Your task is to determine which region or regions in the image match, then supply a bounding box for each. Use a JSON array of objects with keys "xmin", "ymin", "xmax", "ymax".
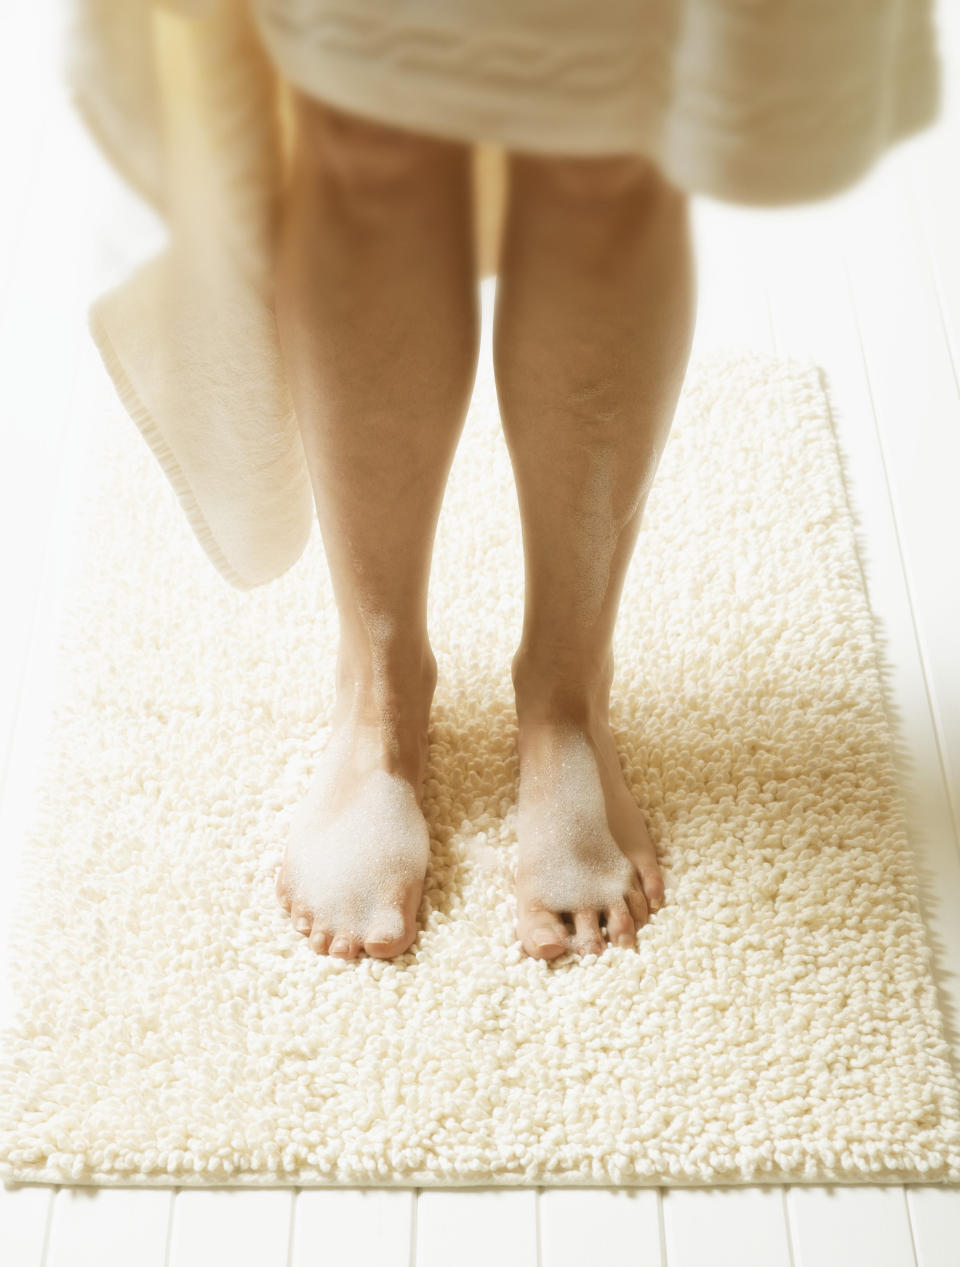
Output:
[{"xmin": 272, "ymin": 91, "xmax": 697, "ymax": 961}]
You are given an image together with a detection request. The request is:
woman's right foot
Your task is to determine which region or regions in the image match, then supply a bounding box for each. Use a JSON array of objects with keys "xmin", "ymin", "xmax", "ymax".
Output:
[{"xmin": 276, "ymin": 651, "xmax": 437, "ymax": 960}]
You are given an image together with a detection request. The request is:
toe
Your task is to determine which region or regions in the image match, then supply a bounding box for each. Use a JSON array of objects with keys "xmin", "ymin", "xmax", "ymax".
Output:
[
  {"xmin": 627, "ymin": 845, "xmax": 664, "ymax": 913},
  {"xmin": 518, "ymin": 909, "xmax": 568, "ymax": 961},
  {"xmin": 620, "ymin": 808, "xmax": 664, "ymax": 912},
  {"xmin": 641, "ymin": 870, "xmax": 665, "ymax": 913},
  {"xmin": 291, "ymin": 906, "xmax": 312, "ymax": 936},
  {"xmin": 309, "ymin": 926, "xmax": 332, "ymax": 954},
  {"xmin": 604, "ymin": 899, "xmax": 636, "ymax": 948},
  {"xmin": 329, "ymin": 934, "xmax": 362, "ymax": 959},
  {"xmin": 626, "ymin": 885, "xmax": 649, "ymax": 930},
  {"xmin": 275, "ymin": 870, "xmax": 292, "ymax": 911},
  {"xmin": 572, "ymin": 909, "xmax": 605, "ymax": 956},
  {"xmin": 364, "ymin": 930, "xmax": 413, "ymax": 959},
  {"xmin": 365, "ymin": 911, "xmax": 414, "ymax": 959}
]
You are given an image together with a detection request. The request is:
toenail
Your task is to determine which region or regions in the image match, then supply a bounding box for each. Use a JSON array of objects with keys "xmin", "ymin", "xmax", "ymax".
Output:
[
  {"xmin": 650, "ymin": 898, "xmax": 662, "ymax": 912},
  {"xmin": 365, "ymin": 937, "xmax": 397, "ymax": 953},
  {"xmin": 617, "ymin": 933, "xmax": 634, "ymax": 948},
  {"xmin": 532, "ymin": 929, "xmax": 562, "ymax": 948},
  {"xmin": 330, "ymin": 937, "xmax": 350, "ymax": 955},
  {"xmin": 295, "ymin": 917, "xmax": 311, "ymax": 933}
]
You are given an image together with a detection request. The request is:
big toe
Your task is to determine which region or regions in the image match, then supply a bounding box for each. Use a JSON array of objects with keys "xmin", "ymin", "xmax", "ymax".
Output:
[
  {"xmin": 518, "ymin": 902, "xmax": 568, "ymax": 960},
  {"xmin": 364, "ymin": 909, "xmax": 415, "ymax": 959}
]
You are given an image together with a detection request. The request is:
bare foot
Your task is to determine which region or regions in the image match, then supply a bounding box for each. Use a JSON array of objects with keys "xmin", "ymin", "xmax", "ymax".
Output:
[
  {"xmin": 276, "ymin": 657, "xmax": 436, "ymax": 960},
  {"xmin": 513, "ymin": 699, "xmax": 665, "ymax": 961}
]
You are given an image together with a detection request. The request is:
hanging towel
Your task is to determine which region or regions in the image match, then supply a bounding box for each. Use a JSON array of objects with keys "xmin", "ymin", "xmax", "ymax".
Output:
[
  {"xmin": 64, "ymin": 0, "xmax": 939, "ymax": 590},
  {"xmin": 65, "ymin": 0, "xmax": 507, "ymax": 589}
]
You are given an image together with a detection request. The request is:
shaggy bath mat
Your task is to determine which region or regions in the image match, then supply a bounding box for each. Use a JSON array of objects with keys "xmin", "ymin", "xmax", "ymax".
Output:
[{"xmin": 2, "ymin": 342, "xmax": 959, "ymax": 1188}]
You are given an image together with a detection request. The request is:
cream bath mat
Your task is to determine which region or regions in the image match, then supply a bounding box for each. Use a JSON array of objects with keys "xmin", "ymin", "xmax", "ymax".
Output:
[{"xmin": 2, "ymin": 344, "xmax": 960, "ymax": 1188}]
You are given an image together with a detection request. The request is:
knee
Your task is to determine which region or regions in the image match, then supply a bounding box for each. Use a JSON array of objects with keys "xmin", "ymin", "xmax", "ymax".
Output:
[
  {"xmin": 512, "ymin": 150, "xmax": 681, "ymax": 207},
  {"xmin": 291, "ymin": 92, "xmax": 465, "ymax": 193}
]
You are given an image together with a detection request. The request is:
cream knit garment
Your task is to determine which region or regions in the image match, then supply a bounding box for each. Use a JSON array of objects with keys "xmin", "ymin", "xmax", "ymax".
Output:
[
  {"xmin": 252, "ymin": 0, "xmax": 941, "ymax": 187},
  {"xmin": 68, "ymin": 0, "xmax": 940, "ymax": 593},
  {"xmin": 1, "ymin": 337, "xmax": 959, "ymax": 1186}
]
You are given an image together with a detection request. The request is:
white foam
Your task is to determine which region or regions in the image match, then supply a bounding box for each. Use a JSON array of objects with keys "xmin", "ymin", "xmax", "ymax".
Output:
[
  {"xmin": 517, "ymin": 723, "xmax": 635, "ymax": 911},
  {"xmin": 287, "ymin": 730, "xmax": 430, "ymax": 938}
]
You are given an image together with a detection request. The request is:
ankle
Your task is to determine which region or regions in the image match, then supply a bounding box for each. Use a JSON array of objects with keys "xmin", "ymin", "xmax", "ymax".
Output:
[
  {"xmin": 336, "ymin": 639, "xmax": 437, "ymax": 723},
  {"xmin": 511, "ymin": 645, "xmax": 613, "ymax": 728},
  {"xmin": 331, "ymin": 646, "xmax": 436, "ymax": 793}
]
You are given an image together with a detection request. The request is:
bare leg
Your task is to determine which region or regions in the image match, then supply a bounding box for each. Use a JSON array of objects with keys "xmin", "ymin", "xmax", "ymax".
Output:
[
  {"xmin": 493, "ymin": 151, "xmax": 697, "ymax": 959},
  {"xmin": 273, "ymin": 93, "xmax": 480, "ymax": 958}
]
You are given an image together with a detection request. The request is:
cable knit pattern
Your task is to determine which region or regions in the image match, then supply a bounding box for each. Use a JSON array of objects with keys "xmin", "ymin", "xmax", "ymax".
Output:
[
  {"xmin": 2, "ymin": 344, "xmax": 959, "ymax": 1185},
  {"xmin": 250, "ymin": 0, "xmax": 941, "ymax": 204},
  {"xmin": 257, "ymin": 6, "xmax": 662, "ymax": 94}
]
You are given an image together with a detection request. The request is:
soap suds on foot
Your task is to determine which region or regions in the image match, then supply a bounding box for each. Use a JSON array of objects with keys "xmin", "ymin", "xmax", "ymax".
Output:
[
  {"xmin": 517, "ymin": 723, "xmax": 637, "ymax": 913},
  {"xmin": 281, "ymin": 708, "xmax": 431, "ymax": 948}
]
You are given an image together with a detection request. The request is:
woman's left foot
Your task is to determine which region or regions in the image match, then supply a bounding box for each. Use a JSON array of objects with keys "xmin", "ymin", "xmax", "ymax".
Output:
[{"xmin": 513, "ymin": 683, "xmax": 665, "ymax": 960}]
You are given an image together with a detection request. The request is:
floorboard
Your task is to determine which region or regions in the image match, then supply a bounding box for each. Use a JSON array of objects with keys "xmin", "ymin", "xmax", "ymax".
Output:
[
  {"xmin": 44, "ymin": 1187, "xmax": 172, "ymax": 1267},
  {"xmin": 0, "ymin": 1184, "xmax": 53, "ymax": 1267},
  {"xmin": 661, "ymin": 1188, "xmax": 794, "ymax": 1267},
  {"xmin": 787, "ymin": 1187, "xmax": 918, "ymax": 1267},
  {"xmin": 416, "ymin": 1190, "xmax": 538, "ymax": 1267},
  {"xmin": 907, "ymin": 1185, "xmax": 960, "ymax": 1267},
  {"xmin": 291, "ymin": 1188, "xmax": 414, "ymax": 1267},
  {"xmin": 167, "ymin": 1189, "xmax": 294, "ymax": 1267},
  {"xmin": 538, "ymin": 1188, "xmax": 663, "ymax": 1267}
]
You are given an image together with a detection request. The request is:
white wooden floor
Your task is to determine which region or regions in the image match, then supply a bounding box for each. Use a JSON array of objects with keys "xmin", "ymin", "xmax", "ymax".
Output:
[{"xmin": 2, "ymin": 3, "xmax": 960, "ymax": 1265}]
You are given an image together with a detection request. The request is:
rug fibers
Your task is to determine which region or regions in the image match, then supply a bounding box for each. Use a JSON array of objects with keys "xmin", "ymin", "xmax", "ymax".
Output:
[{"xmin": 2, "ymin": 344, "xmax": 959, "ymax": 1187}]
